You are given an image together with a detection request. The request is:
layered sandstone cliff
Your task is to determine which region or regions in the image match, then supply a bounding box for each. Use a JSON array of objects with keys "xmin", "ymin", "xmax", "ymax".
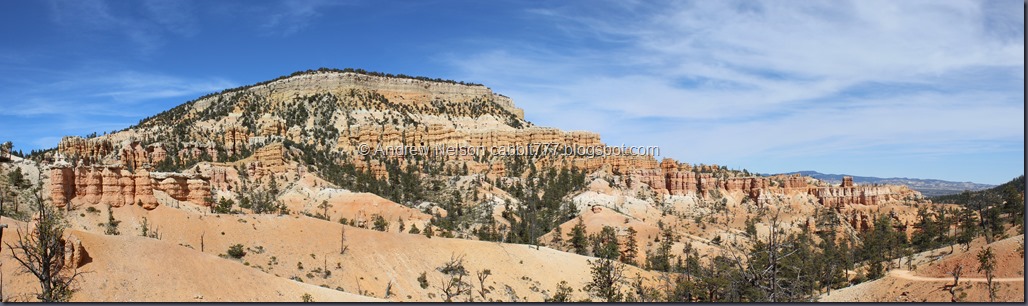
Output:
[
  {"xmin": 627, "ymin": 159, "xmax": 919, "ymax": 208},
  {"xmin": 56, "ymin": 136, "xmax": 167, "ymax": 170},
  {"xmin": 48, "ymin": 163, "xmax": 210, "ymax": 210},
  {"xmin": 119, "ymin": 140, "xmax": 167, "ymax": 170},
  {"xmin": 57, "ymin": 136, "xmax": 115, "ymax": 165},
  {"xmin": 42, "ymin": 70, "xmax": 924, "ymax": 219},
  {"xmin": 338, "ymin": 125, "xmax": 603, "ymax": 155},
  {"xmin": 247, "ymin": 71, "xmax": 525, "ymax": 119},
  {"xmin": 244, "ymin": 142, "xmax": 290, "ymax": 179}
]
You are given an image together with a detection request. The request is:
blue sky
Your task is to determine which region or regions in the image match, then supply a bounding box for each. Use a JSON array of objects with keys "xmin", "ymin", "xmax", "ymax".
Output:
[{"xmin": 0, "ymin": 0, "xmax": 1022, "ymax": 184}]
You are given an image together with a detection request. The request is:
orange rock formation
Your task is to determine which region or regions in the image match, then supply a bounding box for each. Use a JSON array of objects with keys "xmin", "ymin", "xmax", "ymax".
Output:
[{"xmin": 48, "ymin": 163, "xmax": 210, "ymax": 210}]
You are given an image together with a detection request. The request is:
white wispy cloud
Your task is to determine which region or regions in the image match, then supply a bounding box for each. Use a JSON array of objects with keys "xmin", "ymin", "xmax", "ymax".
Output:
[
  {"xmin": 142, "ymin": 0, "xmax": 199, "ymax": 37},
  {"xmin": 46, "ymin": 0, "xmax": 200, "ymax": 55},
  {"xmin": 2, "ymin": 68, "xmax": 235, "ymax": 117},
  {"xmin": 448, "ymin": 0, "xmax": 1024, "ymax": 181},
  {"xmin": 260, "ymin": 0, "xmax": 351, "ymax": 36},
  {"xmin": 0, "ymin": 66, "xmax": 236, "ymax": 151}
]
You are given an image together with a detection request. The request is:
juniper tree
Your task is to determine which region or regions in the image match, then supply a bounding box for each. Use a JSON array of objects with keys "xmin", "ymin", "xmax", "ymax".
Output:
[{"xmin": 318, "ymin": 200, "xmax": 331, "ymax": 220}]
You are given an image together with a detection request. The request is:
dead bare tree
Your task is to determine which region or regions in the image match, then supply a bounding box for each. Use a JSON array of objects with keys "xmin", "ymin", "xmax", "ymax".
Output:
[
  {"xmin": 439, "ymin": 276, "xmax": 463, "ymax": 302},
  {"xmin": 5, "ymin": 179, "xmax": 81, "ymax": 302},
  {"xmin": 724, "ymin": 209, "xmax": 803, "ymax": 302},
  {"xmin": 354, "ymin": 276, "xmax": 364, "ymax": 296},
  {"xmin": 322, "ymin": 257, "xmax": 329, "ymax": 279},
  {"xmin": 437, "ymin": 254, "xmax": 471, "ymax": 302},
  {"xmin": 945, "ymin": 265, "xmax": 962, "ymax": 302},
  {"xmin": 340, "ymin": 226, "xmax": 349, "ymax": 254},
  {"xmin": 476, "ymin": 269, "xmax": 492, "ymax": 300}
]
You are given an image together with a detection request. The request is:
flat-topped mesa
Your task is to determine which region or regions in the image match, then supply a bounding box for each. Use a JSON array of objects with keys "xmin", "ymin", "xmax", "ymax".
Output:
[
  {"xmin": 47, "ymin": 163, "xmax": 210, "ymax": 210},
  {"xmin": 629, "ymin": 158, "xmax": 919, "ymax": 208},
  {"xmin": 248, "ymin": 71, "xmax": 525, "ymax": 120}
]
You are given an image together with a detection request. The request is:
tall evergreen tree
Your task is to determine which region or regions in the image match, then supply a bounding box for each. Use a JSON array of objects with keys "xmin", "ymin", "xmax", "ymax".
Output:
[
  {"xmin": 620, "ymin": 227, "xmax": 639, "ymax": 266},
  {"xmin": 568, "ymin": 217, "xmax": 588, "ymax": 255}
]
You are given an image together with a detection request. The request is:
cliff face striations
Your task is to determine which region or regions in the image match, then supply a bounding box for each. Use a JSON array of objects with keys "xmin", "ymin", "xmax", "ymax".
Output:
[
  {"xmin": 48, "ymin": 163, "xmax": 209, "ymax": 209},
  {"xmin": 37, "ymin": 70, "xmax": 922, "ymax": 216},
  {"xmin": 628, "ymin": 159, "xmax": 918, "ymax": 208}
]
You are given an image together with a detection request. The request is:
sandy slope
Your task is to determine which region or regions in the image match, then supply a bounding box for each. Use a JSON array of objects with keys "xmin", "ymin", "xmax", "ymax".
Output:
[
  {"xmin": 4, "ymin": 200, "xmax": 661, "ymax": 302},
  {"xmin": 888, "ymin": 269, "xmax": 1023, "ymax": 283},
  {"xmin": 278, "ymin": 174, "xmax": 432, "ymax": 232},
  {"xmin": 0, "ymin": 217, "xmax": 380, "ymax": 302},
  {"xmin": 821, "ymin": 234, "xmax": 1025, "ymax": 302}
]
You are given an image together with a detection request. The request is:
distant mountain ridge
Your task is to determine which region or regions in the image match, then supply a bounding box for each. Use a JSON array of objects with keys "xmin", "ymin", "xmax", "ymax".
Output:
[{"xmin": 782, "ymin": 171, "xmax": 996, "ymax": 197}]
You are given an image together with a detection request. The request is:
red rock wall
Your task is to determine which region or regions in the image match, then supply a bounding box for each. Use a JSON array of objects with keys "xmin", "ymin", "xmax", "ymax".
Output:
[
  {"xmin": 152, "ymin": 173, "xmax": 211, "ymax": 206},
  {"xmin": 119, "ymin": 141, "xmax": 167, "ymax": 170},
  {"xmin": 222, "ymin": 124, "xmax": 250, "ymax": 155},
  {"xmin": 808, "ymin": 185, "xmax": 901, "ymax": 208},
  {"xmin": 49, "ymin": 166, "xmax": 75, "ymax": 208},
  {"xmin": 135, "ymin": 169, "xmax": 159, "ymax": 209},
  {"xmin": 841, "ymin": 176, "xmax": 854, "ymax": 188},
  {"xmin": 57, "ymin": 136, "xmax": 114, "ymax": 165},
  {"xmin": 626, "ymin": 158, "xmax": 912, "ymax": 209},
  {"xmin": 47, "ymin": 165, "xmax": 211, "ymax": 210}
]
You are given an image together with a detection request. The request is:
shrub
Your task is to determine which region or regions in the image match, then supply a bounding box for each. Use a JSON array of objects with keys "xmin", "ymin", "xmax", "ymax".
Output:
[
  {"xmin": 214, "ymin": 198, "xmax": 234, "ymax": 214},
  {"xmin": 417, "ymin": 272, "xmax": 429, "ymax": 289},
  {"xmin": 372, "ymin": 214, "xmax": 389, "ymax": 232},
  {"xmin": 104, "ymin": 205, "xmax": 121, "ymax": 235},
  {"xmin": 227, "ymin": 244, "xmax": 246, "ymax": 259}
]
